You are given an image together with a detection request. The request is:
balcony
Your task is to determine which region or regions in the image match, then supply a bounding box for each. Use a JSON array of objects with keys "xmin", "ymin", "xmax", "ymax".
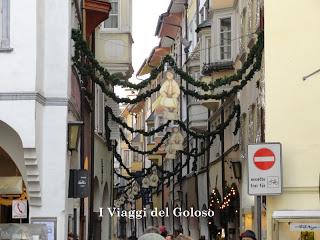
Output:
[
  {"xmin": 188, "ymin": 102, "xmax": 208, "ymax": 130},
  {"xmin": 211, "ymin": 0, "xmax": 235, "ymax": 10}
]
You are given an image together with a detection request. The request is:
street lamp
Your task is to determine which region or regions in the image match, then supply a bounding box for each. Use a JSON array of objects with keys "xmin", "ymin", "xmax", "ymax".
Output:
[
  {"xmin": 231, "ymin": 161, "xmax": 242, "ymax": 180},
  {"xmin": 67, "ymin": 121, "xmax": 83, "ymax": 151}
]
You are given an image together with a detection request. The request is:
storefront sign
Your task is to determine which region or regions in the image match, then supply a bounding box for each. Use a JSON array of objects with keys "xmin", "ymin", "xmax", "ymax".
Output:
[
  {"xmin": 0, "ymin": 176, "xmax": 22, "ymax": 194},
  {"xmin": 12, "ymin": 200, "xmax": 28, "ymax": 219},
  {"xmin": 290, "ymin": 223, "xmax": 320, "ymax": 231},
  {"xmin": 248, "ymin": 143, "xmax": 282, "ymax": 195},
  {"xmin": 68, "ymin": 169, "xmax": 89, "ymax": 198}
]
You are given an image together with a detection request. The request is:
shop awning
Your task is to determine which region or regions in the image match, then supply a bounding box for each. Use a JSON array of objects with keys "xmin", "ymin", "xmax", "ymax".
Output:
[
  {"xmin": 155, "ymin": 13, "xmax": 182, "ymax": 39},
  {"xmin": 137, "ymin": 47, "xmax": 170, "ymax": 77},
  {"xmin": 272, "ymin": 210, "xmax": 320, "ymax": 219}
]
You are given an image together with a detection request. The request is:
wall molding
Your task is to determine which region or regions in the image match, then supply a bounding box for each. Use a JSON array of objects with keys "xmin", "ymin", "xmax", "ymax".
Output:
[{"xmin": 0, "ymin": 92, "xmax": 68, "ymax": 106}]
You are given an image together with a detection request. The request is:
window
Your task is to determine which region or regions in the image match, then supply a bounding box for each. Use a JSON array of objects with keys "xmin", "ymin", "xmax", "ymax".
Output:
[
  {"xmin": 205, "ymin": 36, "xmax": 211, "ymax": 63},
  {"xmin": 95, "ymin": 86, "xmax": 105, "ymax": 135},
  {"xmin": 199, "ymin": 141, "xmax": 206, "ymax": 169},
  {"xmin": 0, "ymin": 0, "xmax": 10, "ymax": 50},
  {"xmin": 240, "ymin": 8, "xmax": 248, "ymax": 51},
  {"xmin": 123, "ymin": 150, "xmax": 129, "ymax": 166},
  {"xmin": 104, "ymin": 0, "xmax": 119, "ymax": 29},
  {"xmin": 147, "ymin": 127, "xmax": 154, "ymax": 144},
  {"xmin": 219, "ymin": 17, "xmax": 232, "ymax": 60},
  {"xmin": 199, "ymin": 7, "xmax": 206, "ymax": 24},
  {"xmin": 199, "ymin": 0, "xmax": 209, "ymax": 24}
]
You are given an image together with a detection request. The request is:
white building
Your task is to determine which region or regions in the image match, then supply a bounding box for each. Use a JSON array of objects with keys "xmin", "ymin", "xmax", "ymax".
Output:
[
  {"xmin": 0, "ymin": 0, "xmax": 70, "ymax": 238},
  {"xmin": 0, "ymin": 0, "xmax": 112, "ymax": 239}
]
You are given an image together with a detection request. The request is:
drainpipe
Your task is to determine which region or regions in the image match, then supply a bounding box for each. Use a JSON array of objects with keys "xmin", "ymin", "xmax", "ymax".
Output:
[
  {"xmin": 206, "ymin": 109, "xmax": 211, "ymax": 240},
  {"xmin": 89, "ymin": 31, "xmax": 96, "ymax": 240},
  {"xmin": 220, "ymin": 99, "xmax": 226, "ymax": 239}
]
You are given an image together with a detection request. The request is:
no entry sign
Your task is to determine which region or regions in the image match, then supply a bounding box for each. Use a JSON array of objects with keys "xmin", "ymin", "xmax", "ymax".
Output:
[
  {"xmin": 253, "ymin": 148, "xmax": 275, "ymax": 170},
  {"xmin": 248, "ymin": 143, "xmax": 282, "ymax": 195}
]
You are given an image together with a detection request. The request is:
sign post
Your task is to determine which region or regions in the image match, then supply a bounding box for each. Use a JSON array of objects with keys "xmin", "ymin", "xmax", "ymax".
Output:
[{"xmin": 248, "ymin": 143, "xmax": 282, "ymax": 240}]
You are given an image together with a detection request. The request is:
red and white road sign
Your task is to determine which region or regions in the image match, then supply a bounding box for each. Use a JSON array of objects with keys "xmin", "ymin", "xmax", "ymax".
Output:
[
  {"xmin": 253, "ymin": 148, "xmax": 275, "ymax": 170},
  {"xmin": 248, "ymin": 143, "xmax": 282, "ymax": 195}
]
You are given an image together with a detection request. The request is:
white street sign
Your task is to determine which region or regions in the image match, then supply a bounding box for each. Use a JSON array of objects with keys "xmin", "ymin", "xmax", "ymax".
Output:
[
  {"xmin": 290, "ymin": 223, "xmax": 320, "ymax": 231},
  {"xmin": 247, "ymin": 143, "xmax": 282, "ymax": 195},
  {"xmin": 12, "ymin": 200, "xmax": 28, "ymax": 219}
]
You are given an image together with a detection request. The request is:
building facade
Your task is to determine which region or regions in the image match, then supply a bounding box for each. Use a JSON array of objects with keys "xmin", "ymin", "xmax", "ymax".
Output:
[
  {"xmin": 93, "ymin": 0, "xmax": 133, "ymax": 239},
  {"xmin": 0, "ymin": 0, "xmax": 112, "ymax": 239},
  {"xmin": 264, "ymin": 1, "xmax": 320, "ymax": 239}
]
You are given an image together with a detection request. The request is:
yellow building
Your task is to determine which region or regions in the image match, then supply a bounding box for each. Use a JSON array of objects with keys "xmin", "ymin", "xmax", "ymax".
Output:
[{"xmin": 265, "ymin": 1, "xmax": 320, "ymax": 239}]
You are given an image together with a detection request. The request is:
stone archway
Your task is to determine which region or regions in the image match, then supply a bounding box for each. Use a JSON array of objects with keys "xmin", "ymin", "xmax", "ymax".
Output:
[{"xmin": 0, "ymin": 120, "xmax": 40, "ymax": 207}]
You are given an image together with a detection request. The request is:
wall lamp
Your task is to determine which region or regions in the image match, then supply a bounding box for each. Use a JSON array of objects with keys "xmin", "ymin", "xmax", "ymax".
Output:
[
  {"xmin": 68, "ymin": 121, "xmax": 83, "ymax": 151},
  {"xmin": 231, "ymin": 161, "xmax": 242, "ymax": 180}
]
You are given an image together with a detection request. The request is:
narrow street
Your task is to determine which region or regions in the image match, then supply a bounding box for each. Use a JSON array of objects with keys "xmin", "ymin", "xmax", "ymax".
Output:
[{"xmin": 0, "ymin": 0, "xmax": 320, "ymax": 240}]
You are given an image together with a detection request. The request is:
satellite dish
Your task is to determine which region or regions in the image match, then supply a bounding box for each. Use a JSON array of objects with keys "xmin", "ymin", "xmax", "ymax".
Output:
[{"xmin": 181, "ymin": 38, "xmax": 192, "ymax": 48}]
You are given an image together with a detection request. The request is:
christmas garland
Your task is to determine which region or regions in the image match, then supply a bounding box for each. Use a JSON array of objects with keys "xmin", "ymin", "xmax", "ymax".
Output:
[
  {"xmin": 120, "ymin": 128, "xmax": 171, "ymax": 155},
  {"xmin": 112, "ymin": 104, "xmax": 240, "ymax": 182},
  {"xmin": 72, "ymin": 29, "xmax": 263, "ymax": 93},
  {"xmin": 116, "ymin": 104, "xmax": 239, "ymax": 158},
  {"xmin": 105, "ymin": 105, "xmax": 171, "ymax": 136}
]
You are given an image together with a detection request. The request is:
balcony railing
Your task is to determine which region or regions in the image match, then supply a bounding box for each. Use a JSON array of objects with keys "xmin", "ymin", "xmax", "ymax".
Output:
[{"xmin": 201, "ymin": 61, "xmax": 234, "ymax": 76}]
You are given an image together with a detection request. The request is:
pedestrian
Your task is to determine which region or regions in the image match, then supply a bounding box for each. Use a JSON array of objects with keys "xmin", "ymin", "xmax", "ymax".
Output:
[
  {"xmin": 240, "ymin": 230, "xmax": 256, "ymax": 240},
  {"xmin": 138, "ymin": 233, "xmax": 165, "ymax": 240},
  {"xmin": 159, "ymin": 225, "xmax": 168, "ymax": 237},
  {"xmin": 144, "ymin": 226, "xmax": 160, "ymax": 234},
  {"xmin": 166, "ymin": 234, "xmax": 174, "ymax": 240},
  {"xmin": 175, "ymin": 234, "xmax": 193, "ymax": 240}
]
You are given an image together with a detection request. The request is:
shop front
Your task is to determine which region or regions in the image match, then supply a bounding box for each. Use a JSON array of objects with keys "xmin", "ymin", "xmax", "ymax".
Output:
[{"xmin": 272, "ymin": 211, "xmax": 320, "ymax": 240}]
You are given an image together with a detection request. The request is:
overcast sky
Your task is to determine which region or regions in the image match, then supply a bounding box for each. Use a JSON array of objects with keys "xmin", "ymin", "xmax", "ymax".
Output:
[{"xmin": 116, "ymin": 0, "xmax": 171, "ymax": 96}]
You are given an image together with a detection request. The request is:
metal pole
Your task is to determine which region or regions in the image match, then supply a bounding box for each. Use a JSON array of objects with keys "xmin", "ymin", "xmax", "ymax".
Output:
[
  {"xmin": 220, "ymin": 98, "xmax": 226, "ymax": 239},
  {"xmin": 207, "ymin": 108, "xmax": 212, "ymax": 240},
  {"xmin": 257, "ymin": 196, "xmax": 262, "ymax": 240},
  {"xmin": 73, "ymin": 208, "xmax": 77, "ymax": 240}
]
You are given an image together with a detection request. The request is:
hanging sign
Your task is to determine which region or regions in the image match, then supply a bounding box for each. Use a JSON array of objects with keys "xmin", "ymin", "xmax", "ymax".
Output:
[
  {"xmin": 248, "ymin": 143, "xmax": 282, "ymax": 195},
  {"xmin": 68, "ymin": 169, "xmax": 89, "ymax": 198},
  {"xmin": 12, "ymin": 200, "xmax": 28, "ymax": 219}
]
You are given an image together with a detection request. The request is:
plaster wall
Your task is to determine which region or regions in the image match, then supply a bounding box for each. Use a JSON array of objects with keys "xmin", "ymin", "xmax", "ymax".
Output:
[{"xmin": 264, "ymin": 0, "xmax": 320, "ymax": 239}]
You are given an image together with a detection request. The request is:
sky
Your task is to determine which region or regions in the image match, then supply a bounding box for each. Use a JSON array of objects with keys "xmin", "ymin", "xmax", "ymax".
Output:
[{"xmin": 116, "ymin": 0, "xmax": 171, "ymax": 97}]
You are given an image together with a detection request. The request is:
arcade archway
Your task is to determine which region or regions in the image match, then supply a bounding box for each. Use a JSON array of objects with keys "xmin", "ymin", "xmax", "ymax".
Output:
[{"xmin": 0, "ymin": 146, "xmax": 28, "ymax": 223}]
